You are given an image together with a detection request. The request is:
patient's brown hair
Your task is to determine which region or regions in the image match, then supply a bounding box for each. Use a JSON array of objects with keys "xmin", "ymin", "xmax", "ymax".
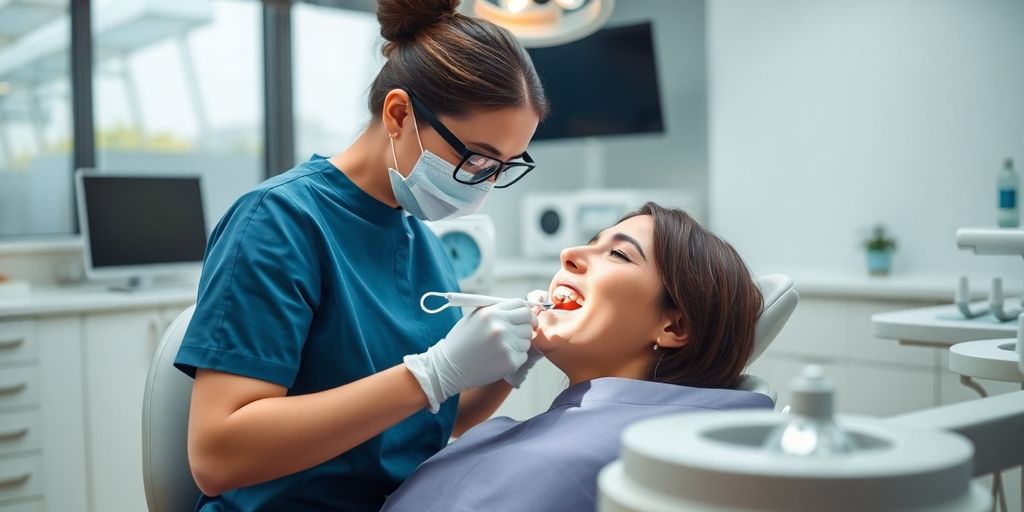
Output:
[{"xmin": 622, "ymin": 203, "xmax": 762, "ymax": 389}]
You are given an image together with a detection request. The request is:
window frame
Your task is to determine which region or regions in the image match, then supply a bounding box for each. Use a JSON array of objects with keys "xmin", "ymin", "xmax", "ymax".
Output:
[{"xmin": 56, "ymin": 0, "xmax": 365, "ymax": 239}]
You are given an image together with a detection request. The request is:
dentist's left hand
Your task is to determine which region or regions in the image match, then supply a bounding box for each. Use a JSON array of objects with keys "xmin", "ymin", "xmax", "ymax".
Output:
[
  {"xmin": 504, "ymin": 289, "xmax": 549, "ymax": 388},
  {"xmin": 404, "ymin": 299, "xmax": 537, "ymax": 413}
]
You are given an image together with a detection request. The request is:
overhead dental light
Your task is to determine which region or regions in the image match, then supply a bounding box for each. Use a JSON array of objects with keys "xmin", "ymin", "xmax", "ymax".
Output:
[{"xmin": 472, "ymin": 0, "xmax": 615, "ymax": 48}]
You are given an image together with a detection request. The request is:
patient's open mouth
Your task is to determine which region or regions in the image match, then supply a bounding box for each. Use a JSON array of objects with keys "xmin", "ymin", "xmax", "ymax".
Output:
[{"xmin": 551, "ymin": 284, "xmax": 585, "ymax": 311}]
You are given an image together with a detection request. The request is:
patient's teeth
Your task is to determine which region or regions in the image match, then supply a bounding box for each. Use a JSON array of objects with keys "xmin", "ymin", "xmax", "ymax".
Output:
[{"xmin": 551, "ymin": 285, "xmax": 586, "ymax": 309}]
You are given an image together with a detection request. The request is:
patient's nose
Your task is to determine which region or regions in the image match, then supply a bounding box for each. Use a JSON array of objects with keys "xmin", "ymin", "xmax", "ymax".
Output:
[{"xmin": 560, "ymin": 246, "xmax": 587, "ymax": 274}]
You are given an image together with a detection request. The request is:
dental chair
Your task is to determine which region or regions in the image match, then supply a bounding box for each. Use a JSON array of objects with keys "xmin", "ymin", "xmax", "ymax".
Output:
[
  {"xmin": 734, "ymin": 274, "xmax": 800, "ymax": 403},
  {"xmin": 140, "ymin": 275, "xmax": 798, "ymax": 512},
  {"xmin": 142, "ymin": 304, "xmax": 200, "ymax": 512}
]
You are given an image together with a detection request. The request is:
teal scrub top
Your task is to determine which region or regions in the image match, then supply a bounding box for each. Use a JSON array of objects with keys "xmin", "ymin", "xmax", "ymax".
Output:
[{"xmin": 175, "ymin": 155, "xmax": 463, "ymax": 511}]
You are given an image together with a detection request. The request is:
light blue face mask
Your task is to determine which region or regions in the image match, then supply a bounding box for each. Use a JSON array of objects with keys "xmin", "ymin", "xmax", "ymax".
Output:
[{"xmin": 387, "ymin": 112, "xmax": 493, "ymax": 221}]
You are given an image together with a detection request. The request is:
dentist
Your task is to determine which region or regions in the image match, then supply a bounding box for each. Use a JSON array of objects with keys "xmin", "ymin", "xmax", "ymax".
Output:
[{"xmin": 173, "ymin": 0, "xmax": 548, "ymax": 510}]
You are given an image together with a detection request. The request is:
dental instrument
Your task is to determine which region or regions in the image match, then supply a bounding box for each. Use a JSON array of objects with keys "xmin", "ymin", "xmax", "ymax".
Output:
[{"xmin": 420, "ymin": 291, "xmax": 553, "ymax": 314}]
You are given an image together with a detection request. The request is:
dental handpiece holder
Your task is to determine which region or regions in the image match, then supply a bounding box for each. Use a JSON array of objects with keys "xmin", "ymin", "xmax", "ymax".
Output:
[
  {"xmin": 988, "ymin": 277, "xmax": 1024, "ymax": 321},
  {"xmin": 955, "ymin": 228, "xmax": 1024, "ymax": 321}
]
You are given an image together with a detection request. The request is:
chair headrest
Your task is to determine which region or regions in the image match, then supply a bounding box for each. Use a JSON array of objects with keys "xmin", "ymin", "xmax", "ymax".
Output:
[{"xmin": 751, "ymin": 274, "xmax": 799, "ymax": 363}]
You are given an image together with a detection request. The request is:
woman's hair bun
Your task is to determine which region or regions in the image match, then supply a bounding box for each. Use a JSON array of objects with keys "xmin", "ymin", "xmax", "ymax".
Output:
[{"xmin": 377, "ymin": 0, "xmax": 460, "ymax": 44}]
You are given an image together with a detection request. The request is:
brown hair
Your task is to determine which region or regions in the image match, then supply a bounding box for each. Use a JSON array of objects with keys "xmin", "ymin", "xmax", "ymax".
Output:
[
  {"xmin": 370, "ymin": 0, "xmax": 549, "ymax": 120},
  {"xmin": 623, "ymin": 202, "xmax": 763, "ymax": 389}
]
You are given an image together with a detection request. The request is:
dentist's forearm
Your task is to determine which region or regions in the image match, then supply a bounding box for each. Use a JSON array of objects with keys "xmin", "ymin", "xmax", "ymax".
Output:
[
  {"xmin": 188, "ymin": 364, "xmax": 428, "ymax": 496},
  {"xmin": 453, "ymin": 379, "xmax": 513, "ymax": 437}
]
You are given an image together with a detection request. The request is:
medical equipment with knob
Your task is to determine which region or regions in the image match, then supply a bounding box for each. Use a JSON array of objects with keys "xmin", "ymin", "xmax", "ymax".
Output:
[
  {"xmin": 598, "ymin": 364, "xmax": 1024, "ymax": 512},
  {"xmin": 871, "ymin": 226, "xmax": 1024, "ymax": 512}
]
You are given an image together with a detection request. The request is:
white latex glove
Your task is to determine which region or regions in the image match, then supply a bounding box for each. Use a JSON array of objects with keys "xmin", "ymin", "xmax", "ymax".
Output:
[
  {"xmin": 504, "ymin": 289, "xmax": 549, "ymax": 388},
  {"xmin": 405, "ymin": 299, "xmax": 537, "ymax": 413}
]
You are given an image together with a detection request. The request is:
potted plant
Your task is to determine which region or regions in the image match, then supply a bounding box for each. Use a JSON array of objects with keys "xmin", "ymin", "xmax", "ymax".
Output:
[{"xmin": 863, "ymin": 225, "xmax": 897, "ymax": 276}]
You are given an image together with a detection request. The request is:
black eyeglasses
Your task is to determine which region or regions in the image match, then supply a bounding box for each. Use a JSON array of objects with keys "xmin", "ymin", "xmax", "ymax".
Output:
[{"xmin": 406, "ymin": 91, "xmax": 537, "ymax": 189}]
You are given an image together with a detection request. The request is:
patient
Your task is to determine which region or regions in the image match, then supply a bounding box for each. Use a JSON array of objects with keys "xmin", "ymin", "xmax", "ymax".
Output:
[{"xmin": 381, "ymin": 202, "xmax": 772, "ymax": 512}]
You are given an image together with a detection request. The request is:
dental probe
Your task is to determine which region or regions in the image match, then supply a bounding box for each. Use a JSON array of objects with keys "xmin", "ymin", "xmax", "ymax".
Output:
[{"xmin": 420, "ymin": 291, "xmax": 553, "ymax": 314}]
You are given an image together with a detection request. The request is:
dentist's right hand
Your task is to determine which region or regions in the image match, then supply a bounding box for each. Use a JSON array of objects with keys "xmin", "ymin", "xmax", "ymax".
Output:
[{"xmin": 404, "ymin": 299, "xmax": 537, "ymax": 413}]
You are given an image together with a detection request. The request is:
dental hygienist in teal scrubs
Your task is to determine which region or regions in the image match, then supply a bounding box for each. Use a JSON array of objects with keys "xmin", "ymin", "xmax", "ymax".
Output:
[{"xmin": 172, "ymin": 1, "xmax": 549, "ymax": 510}]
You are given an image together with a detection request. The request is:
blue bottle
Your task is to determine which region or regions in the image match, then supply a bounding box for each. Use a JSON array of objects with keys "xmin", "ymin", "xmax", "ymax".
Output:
[{"xmin": 997, "ymin": 158, "xmax": 1019, "ymax": 228}]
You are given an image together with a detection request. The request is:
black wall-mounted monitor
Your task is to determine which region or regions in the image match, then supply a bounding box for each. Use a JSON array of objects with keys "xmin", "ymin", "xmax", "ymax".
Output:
[{"xmin": 527, "ymin": 21, "xmax": 664, "ymax": 141}]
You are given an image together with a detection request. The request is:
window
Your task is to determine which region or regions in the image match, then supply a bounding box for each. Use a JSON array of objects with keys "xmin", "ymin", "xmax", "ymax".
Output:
[
  {"xmin": 0, "ymin": 0, "xmax": 74, "ymax": 237},
  {"xmin": 0, "ymin": 0, "xmax": 379, "ymax": 240},
  {"xmin": 293, "ymin": 3, "xmax": 382, "ymax": 163},
  {"xmin": 92, "ymin": 0, "xmax": 263, "ymax": 228}
]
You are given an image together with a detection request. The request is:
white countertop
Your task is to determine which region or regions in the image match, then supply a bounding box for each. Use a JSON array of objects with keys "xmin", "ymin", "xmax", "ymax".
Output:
[
  {"xmin": 0, "ymin": 283, "xmax": 197, "ymax": 318},
  {"xmin": 0, "ymin": 264, "xmax": 1011, "ymax": 318},
  {"xmin": 495, "ymin": 259, "xmax": 1009, "ymax": 302},
  {"xmin": 786, "ymin": 271, "xmax": 986, "ymax": 301}
]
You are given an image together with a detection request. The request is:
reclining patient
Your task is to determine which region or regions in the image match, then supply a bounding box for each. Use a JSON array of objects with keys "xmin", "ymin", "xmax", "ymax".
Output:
[{"xmin": 382, "ymin": 202, "xmax": 773, "ymax": 512}]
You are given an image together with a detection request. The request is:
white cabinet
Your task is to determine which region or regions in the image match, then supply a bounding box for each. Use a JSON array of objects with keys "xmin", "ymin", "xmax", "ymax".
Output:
[
  {"xmin": 82, "ymin": 309, "xmax": 165, "ymax": 512},
  {"xmin": 0, "ymin": 284, "xmax": 194, "ymax": 512},
  {"xmin": 78, "ymin": 304, "xmax": 193, "ymax": 512},
  {"xmin": 745, "ymin": 296, "xmax": 951, "ymax": 417},
  {"xmin": 0, "ymin": 315, "xmax": 88, "ymax": 511}
]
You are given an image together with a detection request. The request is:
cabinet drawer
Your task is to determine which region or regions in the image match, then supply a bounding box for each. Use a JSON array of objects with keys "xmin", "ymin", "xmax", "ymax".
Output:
[
  {"xmin": 0, "ymin": 455, "xmax": 42, "ymax": 503},
  {"xmin": 0, "ymin": 322, "xmax": 37, "ymax": 366},
  {"xmin": 0, "ymin": 499, "xmax": 42, "ymax": 511},
  {"xmin": 0, "ymin": 412, "xmax": 40, "ymax": 457},
  {"xmin": 0, "ymin": 369, "xmax": 38, "ymax": 410}
]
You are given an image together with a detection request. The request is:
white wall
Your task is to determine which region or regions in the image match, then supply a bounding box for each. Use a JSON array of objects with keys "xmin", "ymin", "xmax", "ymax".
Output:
[
  {"xmin": 481, "ymin": 0, "xmax": 708, "ymax": 258},
  {"xmin": 708, "ymin": 0, "xmax": 1024, "ymax": 278}
]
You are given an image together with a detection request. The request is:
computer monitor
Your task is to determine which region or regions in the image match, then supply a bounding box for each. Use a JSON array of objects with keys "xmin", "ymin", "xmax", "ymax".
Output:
[
  {"xmin": 527, "ymin": 21, "xmax": 665, "ymax": 141},
  {"xmin": 75, "ymin": 170, "xmax": 207, "ymax": 289}
]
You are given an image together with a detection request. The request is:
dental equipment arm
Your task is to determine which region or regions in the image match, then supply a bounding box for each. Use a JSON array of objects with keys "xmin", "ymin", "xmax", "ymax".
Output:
[
  {"xmin": 889, "ymin": 390, "xmax": 1024, "ymax": 477},
  {"xmin": 1019, "ymin": 321, "xmax": 1024, "ymax": 373},
  {"xmin": 956, "ymin": 228, "xmax": 1024, "ymax": 256}
]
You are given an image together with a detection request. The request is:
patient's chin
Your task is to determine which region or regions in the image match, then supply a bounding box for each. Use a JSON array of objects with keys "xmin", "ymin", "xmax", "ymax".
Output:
[
  {"xmin": 534, "ymin": 311, "xmax": 575, "ymax": 351},
  {"xmin": 531, "ymin": 331, "xmax": 562, "ymax": 352}
]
